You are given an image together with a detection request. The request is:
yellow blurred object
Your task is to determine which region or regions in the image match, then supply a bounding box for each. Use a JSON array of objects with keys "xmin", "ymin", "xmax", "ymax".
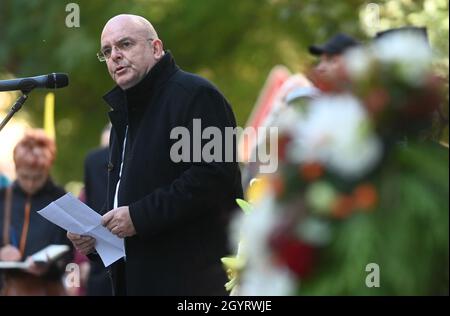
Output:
[
  {"xmin": 221, "ymin": 256, "xmax": 246, "ymax": 292},
  {"xmin": 245, "ymin": 176, "xmax": 270, "ymax": 204},
  {"xmin": 44, "ymin": 93, "xmax": 55, "ymax": 140},
  {"xmin": 221, "ymin": 256, "xmax": 245, "ymax": 271},
  {"xmin": 0, "ymin": 91, "xmax": 18, "ymax": 112},
  {"xmin": 221, "ymin": 201, "xmax": 250, "ymax": 293}
]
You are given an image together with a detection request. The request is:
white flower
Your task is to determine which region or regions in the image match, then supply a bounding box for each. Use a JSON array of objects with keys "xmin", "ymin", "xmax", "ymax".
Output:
[
  {"xmin": 230, "ymin": 192, "xmax": 279, "ymax": 264},
  {"xmin": 230, "ymin": 194, "xmax": 298, "ymax": 296},
  {"xmin": 239, "ymin": 195, "xmax": 278, "ymax": 264},
  {"xmin": 273, "ymin": 106, "xmax": 302, "ymax": 134},
  {"xmin": 295, "ymin": 216, "xmax": 332, "ymax": 246},
  {"xmin": 344, "ymin": 46, "xmax": 373, "ymax": 80},
  {"xmin": 289, "ymin": 94, "xmax": 383, "ymax": 179},
  {"xmin": 229, "ymin": 211, "xmax": 245, "ymax": 255},
  {"xmin": 372, "ymin": 31, "xmax": 432, "ymax": 85},
  {"xmin": 239, "ymin": 264, "xmax": 297, "ymax": 296}
]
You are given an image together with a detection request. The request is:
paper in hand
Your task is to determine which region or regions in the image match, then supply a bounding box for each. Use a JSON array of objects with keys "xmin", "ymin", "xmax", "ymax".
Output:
[{"xmin": 38, "ymin": 193, "xmax": 125, "ymax": 267}]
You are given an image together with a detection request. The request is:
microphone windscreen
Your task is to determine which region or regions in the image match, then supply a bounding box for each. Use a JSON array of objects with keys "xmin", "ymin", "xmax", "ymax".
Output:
[{"xmin": 47, "ymin": 73, "xmax": 69, "ymax": 89}]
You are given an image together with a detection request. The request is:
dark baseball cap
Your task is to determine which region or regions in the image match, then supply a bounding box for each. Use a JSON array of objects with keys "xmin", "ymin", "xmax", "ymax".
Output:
[
  {"xmin": 375, "ymin": 26, "xmax": 429, "ymax": 44},
  {"xmin": 309, "ymin": 33, "xmax": 360, "ymax": 56}
]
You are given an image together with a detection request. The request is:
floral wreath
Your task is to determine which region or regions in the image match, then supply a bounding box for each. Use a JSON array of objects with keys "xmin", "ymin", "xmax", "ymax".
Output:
[{"xmin": 222, "ymin": 29, "xmax": 446, "ymax": 295}]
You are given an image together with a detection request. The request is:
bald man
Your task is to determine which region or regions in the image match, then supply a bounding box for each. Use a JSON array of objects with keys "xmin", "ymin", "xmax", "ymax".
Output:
[{"xmin": 67, "ymin": 14, "xmax": 243, "ymax": 295}]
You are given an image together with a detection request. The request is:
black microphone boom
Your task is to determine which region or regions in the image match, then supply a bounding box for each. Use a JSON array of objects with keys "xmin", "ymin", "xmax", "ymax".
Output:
[
  {"xmin": 0, "ymin": 73, "xmax": 69, "ymax": 92},
  {"xmin": 0, "ymin": 73, "xmax": 68, "ymax": 133}
]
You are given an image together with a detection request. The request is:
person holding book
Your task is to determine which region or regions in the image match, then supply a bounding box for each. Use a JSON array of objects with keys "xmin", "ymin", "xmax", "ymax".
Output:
[{"xmin": 0, "ymin": 129, "xmax": 73, "ymax": 295}]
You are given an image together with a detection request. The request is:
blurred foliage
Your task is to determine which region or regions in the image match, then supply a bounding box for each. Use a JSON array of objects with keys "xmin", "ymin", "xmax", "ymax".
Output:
[{"xmin": 0, "ymin": 0, "xmax": 447, "ymax": 185}]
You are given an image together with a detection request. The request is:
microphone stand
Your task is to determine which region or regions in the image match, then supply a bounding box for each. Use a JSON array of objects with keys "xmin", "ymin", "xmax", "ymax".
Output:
[{"xmin": 0, "ymin": 89, "xmax": 31, "ymax": 134}]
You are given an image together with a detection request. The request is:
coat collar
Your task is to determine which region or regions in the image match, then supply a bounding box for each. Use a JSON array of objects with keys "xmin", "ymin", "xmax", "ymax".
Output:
[
  {"xmin": 12, "ymin": 178, "xmax": 58, "ymax": 198},
  {"xmin": 102, "ymin": 51, "xmax": 179, "ymax": 112},
  {"xmin": 103, "ymin": 51, "xmax": 179, "ymax": 143}
]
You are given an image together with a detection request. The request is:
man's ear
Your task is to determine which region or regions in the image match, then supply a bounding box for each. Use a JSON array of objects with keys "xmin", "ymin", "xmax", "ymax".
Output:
[{"xmin": 153, "ymin": 39, "xmax": 164, "ymax": 59}]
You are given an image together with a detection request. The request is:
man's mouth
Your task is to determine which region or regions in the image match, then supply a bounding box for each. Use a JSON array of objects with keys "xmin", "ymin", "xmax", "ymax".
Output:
[{"xmin": 115, "ymin": 66, "xmax": 128, "ymax": 75}]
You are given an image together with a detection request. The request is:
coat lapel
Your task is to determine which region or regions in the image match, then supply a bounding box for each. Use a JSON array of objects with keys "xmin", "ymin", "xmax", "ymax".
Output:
[{"xmin": 104, "ymin": 86, "xmax": 128, "ymax": 144}]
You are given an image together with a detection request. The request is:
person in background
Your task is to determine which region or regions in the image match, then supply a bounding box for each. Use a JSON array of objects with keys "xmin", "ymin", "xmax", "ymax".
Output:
[
  {"xmin": 308, "ymin": 33, "xmax": 360, "ymax": 89},
  {"xmin": 0, "ymin": 129, "xmax": 73, "ymax": 295},
  {"xmin": 82, "ymin": 124, "xmax": 113, "ymax": 296},
  {"xmin": 374, "ymin": 26, "xmax": 448, "ymax": 143}
]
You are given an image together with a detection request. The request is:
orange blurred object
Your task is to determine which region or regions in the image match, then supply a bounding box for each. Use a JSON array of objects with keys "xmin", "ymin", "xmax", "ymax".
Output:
[
  {"xmin": 353, "ymin": 183, "xmax": 378, "ymax": 210},
  {"xmin": 331, "ymin": 195, "xmax": 355, "ymax": 219},
  {"xmin": 300, "ymin": 162, "xmax": 324, "ymax": 181}
]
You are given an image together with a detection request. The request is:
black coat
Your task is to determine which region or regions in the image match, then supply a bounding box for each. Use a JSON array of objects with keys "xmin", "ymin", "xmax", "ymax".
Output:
[
  {"xmin": 83, "ymin": 147, "xmax": 113, "ymax": 296},
  {"xmin": 84, "ymin": 147, "xmax": 109, "ymax": 213},
  {"xmin": 102, "ymin": 52, "xmax": 243, "ymax": 295}
]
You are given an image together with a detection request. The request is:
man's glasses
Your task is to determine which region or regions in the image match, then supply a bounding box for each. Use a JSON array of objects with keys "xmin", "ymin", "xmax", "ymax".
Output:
[{"xmin": 97, "ymin": 38, "xmax": 154, "ymax": 62}]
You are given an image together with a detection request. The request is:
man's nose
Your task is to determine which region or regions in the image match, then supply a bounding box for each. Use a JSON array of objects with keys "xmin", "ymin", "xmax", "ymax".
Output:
[
  {"xmin": 110, "ymin": 47, "xmax": 123, "ymax": 62},
  {"xmin": 316, "ymin": 61, "xmax": 327, "ymax": 73}
]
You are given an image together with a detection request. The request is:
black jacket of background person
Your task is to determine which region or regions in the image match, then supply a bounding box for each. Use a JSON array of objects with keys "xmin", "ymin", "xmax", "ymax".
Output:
[
  {"xmin": 0, "ymin": 180, "xmax": 73, "ymax": 289},
  {"xmin": 84, "ymin": 148, "xmax": 109, "ymax": 213},
  {"xmin": 101, "ymin": 51, "xmax": 243, "ymax": 295},
  {"xmin": 84, "ymin": 147, "xmax": 113, "ymax": 296}
]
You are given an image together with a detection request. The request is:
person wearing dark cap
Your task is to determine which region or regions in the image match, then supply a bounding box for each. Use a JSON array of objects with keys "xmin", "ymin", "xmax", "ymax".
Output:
[
  {"xmin": 374, "ymin": 26, "xmax": 448, "ymax": 141},
  {"xmin": 375, "ymin": 26, "xmax": 428, "ymax": 42},
  {"xmin": 309, "ymin": 33, "xmax": 360, "ymax": 85}
]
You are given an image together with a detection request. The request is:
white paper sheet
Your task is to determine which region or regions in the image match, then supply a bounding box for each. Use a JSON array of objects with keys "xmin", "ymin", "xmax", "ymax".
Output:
[{"xmin": 38, "ymin": 193, "xmax": 125, "ymax": 267}]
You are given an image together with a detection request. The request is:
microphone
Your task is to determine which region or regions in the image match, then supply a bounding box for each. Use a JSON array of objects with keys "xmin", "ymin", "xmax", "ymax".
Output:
[{"xmin": 0, "ymin": 73, "xmax": 69, "ymax": 92}]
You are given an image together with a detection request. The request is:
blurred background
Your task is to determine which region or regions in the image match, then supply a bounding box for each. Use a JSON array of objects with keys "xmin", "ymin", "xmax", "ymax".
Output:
[{"xmin": 0, "ymin": 0, "xmax": 448, "ymax": 192}]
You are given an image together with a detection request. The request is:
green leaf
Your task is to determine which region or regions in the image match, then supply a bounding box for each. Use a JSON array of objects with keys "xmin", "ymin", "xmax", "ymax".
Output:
[{"xmin": 236, "ymin": 198, "xmax": 253, "ymax": 214}]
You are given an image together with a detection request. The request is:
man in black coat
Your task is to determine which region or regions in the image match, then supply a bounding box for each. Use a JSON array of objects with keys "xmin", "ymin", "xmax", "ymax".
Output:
[{"xmin": 67, "ymin": 14, "xmax": 243, "ymax": 295}]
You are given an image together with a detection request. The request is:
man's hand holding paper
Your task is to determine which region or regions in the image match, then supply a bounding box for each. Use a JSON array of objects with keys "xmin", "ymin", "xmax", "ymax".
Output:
[
  {"xmin": 102, "ymin": 206, "xmax": 136, "ymax": 239},
  {"xmin": 37, "ymin": 193, "xmax": 125, "ymax": 267},
  {"xmin": 66, "ymin": 232, "xmax": 96, "ymax": 255}
]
